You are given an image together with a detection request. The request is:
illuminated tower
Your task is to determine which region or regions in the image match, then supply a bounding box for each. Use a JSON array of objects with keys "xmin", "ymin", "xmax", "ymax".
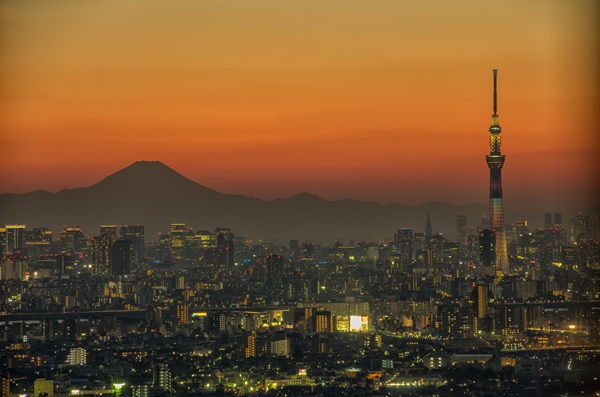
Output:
[{"xmin": 486, "ymin": 69, "xmax": 509, "ymax": 274}]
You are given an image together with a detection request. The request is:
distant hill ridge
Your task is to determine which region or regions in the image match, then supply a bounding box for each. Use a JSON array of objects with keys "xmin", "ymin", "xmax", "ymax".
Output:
[{"xmin": 0, "ymin": 161, "xmax": 593, "ymax": 243}]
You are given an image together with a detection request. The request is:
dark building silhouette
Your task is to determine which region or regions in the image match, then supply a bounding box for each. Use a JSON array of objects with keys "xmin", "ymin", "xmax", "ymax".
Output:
[
  {"xmin": 215, "ymin": 227, "xmax": 234, "ymax": 269},
  {"xmin": 266, "ymin": 254, "xmax": 283, "ymax": 281},
  {"xmin": 544, "ymin": 213, "xmax": 553, "ymax": 229},
  {"xmin": 110, "ymin": 239, "xmax": 131, "ymax": 275},
  {"xmin": 554, "ymin": 212, "xmax": 562, "ymax": 229},
  {"xmin": 289, "ymin": 239, "xmax": 300, "ymax": 257},
  {"xmin": 120, "ymin": 224, "xmax": 145, "ymax": 262},
  {"xmin": 456, "ymin": 215, "xmax": 467, "ymax": 245},
  {"xmin": 425, "ymin": 213, "xmax": 433, "ymax": 246},
  {"xmin": 413, "ymin": 232, "xmax": 426, "ymax": 253},
  {"xmin": 486, "ymin": 69, "xmax": 509, "ymax": 274},
  {"xmin": 480, "ymin": 214, "xmax": 488, "ymax": 230},
  {"xmin": 38, "ymin": 253, "xmax": 73, "ymax": 276},
  {"xmin": 479, "ymin": 229, "xmax": 496, "ymax": 267},
  {"xmin": 429, "ymin": 233, "xmax": 444, "ymax": 267}
]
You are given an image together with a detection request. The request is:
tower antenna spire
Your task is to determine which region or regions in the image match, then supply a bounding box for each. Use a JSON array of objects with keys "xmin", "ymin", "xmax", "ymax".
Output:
[{"xmin": 493, "ymin": 69, "xmax": 498, "ymax": 116}]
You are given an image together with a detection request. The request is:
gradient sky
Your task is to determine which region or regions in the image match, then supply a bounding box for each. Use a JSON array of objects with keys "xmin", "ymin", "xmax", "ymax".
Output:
[{"xmin": 0, "ymin": 1, "xmax": 598, "ymax": 212}]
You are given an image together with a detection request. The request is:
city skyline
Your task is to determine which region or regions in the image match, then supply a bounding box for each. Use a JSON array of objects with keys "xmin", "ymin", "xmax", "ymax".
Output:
[{"xmin": 1, "ymin": 1, "xmax": 599, "ymax": 213}]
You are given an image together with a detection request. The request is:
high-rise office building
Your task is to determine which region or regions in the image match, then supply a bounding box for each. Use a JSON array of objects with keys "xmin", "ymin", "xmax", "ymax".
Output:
[
  {"xmin": 2, "ymin": 252, "xmax": 27, "ymax": 280},
  {"xmin": 394, "ymin": 228, "xmax": 413, "ymax": 265},
  {"xmin": 478, "ymin": 229, "xmax": 496, "ymax": 267},
  {"xmin": 215, "ymin": 227, "xmax": 235, "ymax": 269},
  {"xmin": 266, "ymin": 254, "xmax": 283, "ymax": 281},
  {"xmin": 110, "ymin": 239, "xmax": 131, "ymax": 275},
  {"xmin": 456, "ymin": 215, "xmax": 467, "ymax": 245},
  {"xmin": 544, "ymin": 212, "xmax": 554, "ymax": 229},
  {"xmin": 471, "ymin": 284, "xmax": 490, "ymax": 334},
  {"xmin": 25, "ymin": 228, "xmax": 53, "ymax": 257},
  {"xmin": 170, "ymin": 223, "xmax": 187, "ymax": 260},
  {"xmin": 486, "ymin": 69, "xmax": 509, "ymax": 274},
  {"xmin": 429, "ymin": 233, "xmax": 444, "ymax": 266},
  {"xmin": 289, "ymin": 239, "xmax": 300, "ymax": 257},
  {"xmin": 554, "ymin": 213, "xmax": 562, "ymax": 229},
  {"xmin": 544, "ymin": 213, "xmax": 553, "ymax": 229},
  {"xmin": 120, "ymin": 225, "xmax": 145, "ymax": 262},
  {"xmin": 413, "ymin": 232, "xmax": 426, "ymax": 253},
  {"xmin": 157, "ymin": 233, "xmax": 171, "ymax": 260},
  {"xmin": 90, "ymin": 234, "xmax": 114, "ymax": 275},
  {"xmin": 480, "ymin": 214, "xmax": 489, "ymax": 230},
  {"xmin": 569, "ymin": 213, "xmax": 596, "ymax": 243},
  {"xmin": 59, "ymin": 226, "xmax": 87, "ymax": 256},
  {"xmin": 471, "ymin": 284, "xmax": 489, "ymax": 319},
  {"xmin": 515, "ymin": 220, "xmax": 529, "ymax": 239},
  {"xmin": 0, "ymin": 227, "xmax": 5, "ymax": 259},
  {"xmin": 425, "ymin": 213, "xmax": 433, "ymax": 244},
  {"xmin": 100, "ymin": 225, "xmax": 118, "ymax": 238},
  {"xmin": 5, "ymin": 225, "xmax": 25, "ymax": 255}
]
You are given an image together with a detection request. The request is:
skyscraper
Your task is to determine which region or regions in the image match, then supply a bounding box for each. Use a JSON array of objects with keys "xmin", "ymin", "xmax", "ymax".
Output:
[
  {"xmin": 215, "ymin": 227, "xmax": 235, "ymax": 270},
  {"xmin": 5, "ymin": 225, "xmax": 25, "ymax": 255},
  {"xmin": 110, "ymin": 239, "xmax": 131, "ymax": 276},
  {"xmin": 554, "ymin": 213, "xmax": 562, "ymax": 229},
  {"xmin": 544, "ymin": 213, "xmax": 553, "ymax": 229},
  {"xmin": 456, "ymin": 215, "xmax": 467, "ymax": 245},
  {"xmin": 394, "ymin": 228, "xmax": 414, "ymax": 266},
  {"xmin": 120, "ymin": 225, "xmax": 145, "ymax": 262},
  {"xmin": 478, "ymin": 229, "xmax": 496, "ymax": 267},
  {"xmin": 425, "ymin": 212, "xmax": 433, "ymax": 252},
  {"xmin": 471, "ymin": 283, "xmax": 490, "ymax": 334},
  {"xmin": 486, "ymin": 69, "xmax": 509, "ymax": 274},
  {"xmin": 170, "ymin": 223, "xmax": 187, "ymax": 260},
  {"xmin": 59, "ymin": 226, "xmax": 87, "ymax": 256},
  {"xmin": 90, "ymin": 234, "xmax": 114, "ymax": 275},
  {"xmin": 266, "ymin": 254, "xmax": 283, "ymax": 281},
  {"xmin": 425, "ymin": 212, "xmax": 433, "ymax": 239}
]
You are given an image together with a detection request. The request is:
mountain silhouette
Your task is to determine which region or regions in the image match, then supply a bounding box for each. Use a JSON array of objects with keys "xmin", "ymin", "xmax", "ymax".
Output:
[{"xmin": 0, "ymin": 161, "xmax": 588, "ymax": 243}]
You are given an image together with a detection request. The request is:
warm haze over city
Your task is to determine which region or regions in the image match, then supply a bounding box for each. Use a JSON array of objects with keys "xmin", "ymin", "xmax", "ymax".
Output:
[{"xmin": 0, "ymin": 1, "xmax": 598, "ymax": 212}]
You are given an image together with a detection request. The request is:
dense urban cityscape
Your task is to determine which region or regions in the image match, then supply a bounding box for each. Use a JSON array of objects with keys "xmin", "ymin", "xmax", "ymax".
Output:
[{"xmin": 0, "ymin": 207, "xmax": 599, "ymax": 397}]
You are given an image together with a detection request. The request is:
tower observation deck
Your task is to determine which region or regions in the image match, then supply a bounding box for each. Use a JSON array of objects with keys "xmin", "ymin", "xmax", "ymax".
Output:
[{"xmin": 486, "ymin": 69, "xmax": 509, "ymax": 275}]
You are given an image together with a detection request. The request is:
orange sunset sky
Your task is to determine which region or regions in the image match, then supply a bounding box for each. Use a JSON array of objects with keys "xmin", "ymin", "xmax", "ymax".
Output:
[{"xmin": 0, "ymin": 1, "xmax": 598, "ymax": 212}]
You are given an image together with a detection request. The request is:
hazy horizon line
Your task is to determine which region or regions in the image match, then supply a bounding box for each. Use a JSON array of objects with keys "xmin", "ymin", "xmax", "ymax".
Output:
[{"xmin": 1, "ymin": 159, "xmax": 596, "ymax": 215}]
